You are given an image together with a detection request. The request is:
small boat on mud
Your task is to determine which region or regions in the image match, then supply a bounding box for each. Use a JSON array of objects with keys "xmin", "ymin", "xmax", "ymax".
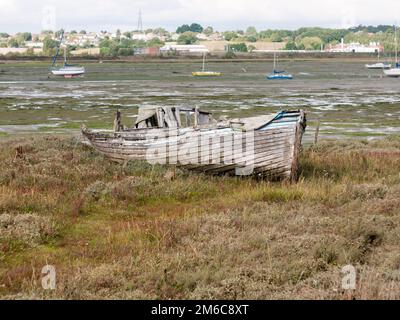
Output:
[
  {"xmin": 266, "ymin": 53, "xmax": 293, "ymax": 80},
  {"xmin": 192, "ymin": 52, "xmax": 222, "ymax": 77},
  {"xmin": 82, "ymin": 107, "xmax": 306, "ymax": 181},
  {"xmin": 365, "ymin": 50, "xmax": 391, "ymax": 69},
  {"xmin": 384, "ymin": 25, "xmax": 400, "ymax": 77},
  {"xmin": 50, "ymin": 30, "xmax": 85, "ymax": 78},
  {"xmin": 384, "ymin": 64, "xmax": 400, "ymax": 77},
  {"xmin": 365, "ymin": 62, "xmax": 391, "ymax": 70},
  {"xmin": 267, "ymin": 70, "xmax": 293, "ymax": 80}
]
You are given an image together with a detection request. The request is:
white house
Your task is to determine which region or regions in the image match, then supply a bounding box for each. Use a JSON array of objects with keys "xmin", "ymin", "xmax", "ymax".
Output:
[
  {"xmin": 131, "ymin": 33, "xmax": 148, "ymax": 41},
  {"xmin": 327, "ymin": 39, "xmax": 382, "ymax": 53},
  {"xmin": 25, "ymin": 41, "xmax": 44, "ymax": 49},
  {"xmin": 0, "ymin": 48, "xmax": 42, "ymax": 55},
  {"xmin": 170, "ymin": 33, "xmax": 180, "ymax": 41},
  {"xmin": 160, "ymin": 44, "xmax": 209, "ymax": 53}
]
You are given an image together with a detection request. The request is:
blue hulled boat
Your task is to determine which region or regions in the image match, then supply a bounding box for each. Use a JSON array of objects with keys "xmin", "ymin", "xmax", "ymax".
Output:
[
  {"xmin": 267, "ymin": 70, "xmax": 293, "ymax": 80},
  {"xmin": 266, "ymin": 53, "xmax": 293, "ymax": 80}
]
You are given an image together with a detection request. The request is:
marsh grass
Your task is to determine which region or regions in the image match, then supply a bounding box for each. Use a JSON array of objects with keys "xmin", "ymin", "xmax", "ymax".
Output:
[{"xmin": 0, "ymin": 135, "xmax": 399, "ymax": 299}]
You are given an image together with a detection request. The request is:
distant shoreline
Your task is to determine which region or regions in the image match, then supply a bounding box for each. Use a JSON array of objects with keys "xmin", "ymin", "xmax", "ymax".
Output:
[{"xmin": 0, "ymin": 52, "xmax": 393, "ymax": 64}]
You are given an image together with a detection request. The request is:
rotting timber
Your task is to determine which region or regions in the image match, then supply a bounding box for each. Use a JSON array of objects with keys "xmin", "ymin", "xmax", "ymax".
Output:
[{"xmin": 82, "ymin": 106, "xmax": 306, "ymax": 181}]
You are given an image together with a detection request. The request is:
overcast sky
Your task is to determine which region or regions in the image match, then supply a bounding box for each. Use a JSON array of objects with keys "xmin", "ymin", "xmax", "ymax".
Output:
[{"xmin": 1, "ymin": 0, "xmax": 400, "ymax": 33}]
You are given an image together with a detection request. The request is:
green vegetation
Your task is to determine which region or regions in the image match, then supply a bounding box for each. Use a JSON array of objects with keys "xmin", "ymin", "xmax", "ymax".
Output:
[
  {"xmin": 54, "ymin": 29, "xmax": 64, "ymax": 39},
  {"xmin": 17, "ymin": 32, "xmax": 32, "ymax": 42},
  {"xmin": 176, "ymin": 23, "xmax": 203, "ymax": 34},
  {"xmin": 227, "ymin": 42, "xmax": 248, "ymax": 52},
  {"xmin": 349, "ymin": 25, "xmax": 393, "ymax": 33},
  {"xmin": 5, "ymin": 32, "xmax": 32, "ymax": 48},
  {"xmin": 223, "ymin": 31, "xmax": 237, "ymax": 41},
  {"xmin": 0, "ymin": 135, "xmax": 399, "ymax": 299},
  {"xmin": 203, "ymin": 26, "xmax": 214, "ymax": 36},
  {"xmin": 220, "ymin": 24, "xmax": 398, "ymax": 51},
  {"xmin": 157, "ymin": 28, "xmax": 170, "ymax": 36},
  {"xmin": 7, "ymin": 38, "xmax": 19, "ymax": 48},
  {"xmin": 2, "ymin": 23, "xmax": 399, "ymax": 59},
  {"xmin": 43, "ymin": 36, "xmax": 58, "ymax": 55},
  {"xmin": 284, "ymin": 36, "xmax": 323, "ymax": 50},
  {"xmin": 99, "ymin": 37, "xmax": 165, "ymax": 57},
  {"xmin": 177, "ymin": 32, "xmax": 198, "ymax": 45},
  {"xmin": 224, "ymin": 51, "xmax": 236, "ymax": 59}
]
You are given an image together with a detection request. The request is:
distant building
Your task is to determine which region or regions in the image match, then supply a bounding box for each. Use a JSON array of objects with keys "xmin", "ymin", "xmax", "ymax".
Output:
[
  {"xmin": 133, "ymin": 47, "xmax": 160, "ymax": 56},
  {"xmin": 38, "ymin": 34, "xmax": 54, "ymax": 41},
  {"xmin": 207, "ymin": 32, "xmax": 224, "ymax": 41},
  {"xmin": 196, "ymin": 33, "xmax": 208, "ymax": 40},
  {"xmin": 327, "ymin": 38, "xmax": 383, "ymax": 53},
  {"xmin": 25, "ymin": 41, "xmax": 44, "ymax": 49},
  {"xmin": 65, "ymin": 32, "xmax": 100, "ymax": 47},
  {"xmin": 160, "ymin": 44, "xmax": 209, "ymax": 54},
  {"xmin": 0, "ymin": 48, "xmax": 42, "ymax": 55},
  {"xmin": 170, "ymin": 33, "xmax": 180, "ymax": 41},
  {"xmin": 70, "ymin": 48, "xmax": 100, "ymax": 56},
  {"xmin": 196, "ymin": 41, "xmax": 285, "ymax": 52},
  {"xmin": 131, "ymin": 33, "xmax": 148, "ymax": 41}
]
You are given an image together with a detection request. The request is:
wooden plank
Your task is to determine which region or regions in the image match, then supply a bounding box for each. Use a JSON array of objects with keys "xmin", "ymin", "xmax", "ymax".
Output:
[
  {"xmin": 163, "ymin": 107, "xmax": 178, "ymax": 128},
  {"xmin": 175, "ymin": 107, "xmax": 181, "ymax": 127}
]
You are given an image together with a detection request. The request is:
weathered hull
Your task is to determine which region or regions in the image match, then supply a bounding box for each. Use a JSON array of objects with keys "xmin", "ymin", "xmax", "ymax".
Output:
[{"xmin": 82, "ymin": 110, "xmax": 306, "ymax": 181}]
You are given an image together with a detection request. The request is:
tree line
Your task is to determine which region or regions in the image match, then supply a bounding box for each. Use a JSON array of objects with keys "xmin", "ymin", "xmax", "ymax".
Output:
[{"xmin": 1, "ymin": 24, "xmax": 399, "ymax": 56}]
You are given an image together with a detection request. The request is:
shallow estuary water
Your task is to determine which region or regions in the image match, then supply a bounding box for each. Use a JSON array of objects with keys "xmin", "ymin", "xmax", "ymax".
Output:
[{"xmin": 1, "ymin": 60, "xmax": 400, "ymax": 143}]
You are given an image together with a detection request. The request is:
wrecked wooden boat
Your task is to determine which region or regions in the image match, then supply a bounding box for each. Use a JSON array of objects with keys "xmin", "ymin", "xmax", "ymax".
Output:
[{"xmin": 82, "ymin": 107, "xmax": 306, "ymax": 181}]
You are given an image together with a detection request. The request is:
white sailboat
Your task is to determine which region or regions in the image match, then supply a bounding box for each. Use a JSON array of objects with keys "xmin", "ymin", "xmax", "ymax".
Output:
[
  {"xmin": 384, "ymin": 25, "xmax": 400, "ymax": 77},
  {"xmin": 192, "ymin": 52, "xmax": 222, "ymax": 76},
  {"xmin": 365, "ymin": 51, "xmax": 391, "ymax": 69},
  {"xmin": 50, "ymin": 30, "xmax": 85, "ymax": 78},
  {"xmin": 384, "ymin": 67, "xmax": 400, "ymax": 77}
]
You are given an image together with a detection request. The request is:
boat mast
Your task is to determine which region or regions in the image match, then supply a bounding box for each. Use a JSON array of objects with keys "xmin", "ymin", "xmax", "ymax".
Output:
[
  {"xmin": 64, "ymin": 46, "xmax": 67, "ymax": 67},
  {"xmin": 273, "ymin": 52, "xmax": 276, "ymax": 71},
  {"xmin": 395, "ymin": 24, "xmax": 398, "ymax": 65},
  {"xmin": 202, "ymin": 52, "xmax": 206, "ymax": 72},
  {"xmin": 51, "ymin": 30, "xmax": 64, "ymax": 67}
]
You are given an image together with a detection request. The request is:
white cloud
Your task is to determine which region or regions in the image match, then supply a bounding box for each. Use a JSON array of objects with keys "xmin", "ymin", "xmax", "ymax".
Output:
[{"xmin": 0, "ymin": 0, "xmax": 399, "ymax": 33}]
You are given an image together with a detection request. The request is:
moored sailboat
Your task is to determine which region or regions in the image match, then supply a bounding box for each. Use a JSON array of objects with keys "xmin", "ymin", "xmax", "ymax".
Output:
[
  {"xmin": 384, "ymin": 25, "xmax": 400, "ymax": 77},
  {"xmin": 192, "ymin": 52, "xmax": 222, "ymax": 76},
  {"xmin": 50, "ymin": 30, "xmax": 85, "ymax": 78},
  {"xmin": 366, "ymin": 62, "xmax": 392, "ymax": 69},
  {"xmin": 266, "ymin": 53, "xmax": 293, "ymax": 80},
  {"xmin": 366, "ymin": 49, "xmax": 391, "ymax": 69}
]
